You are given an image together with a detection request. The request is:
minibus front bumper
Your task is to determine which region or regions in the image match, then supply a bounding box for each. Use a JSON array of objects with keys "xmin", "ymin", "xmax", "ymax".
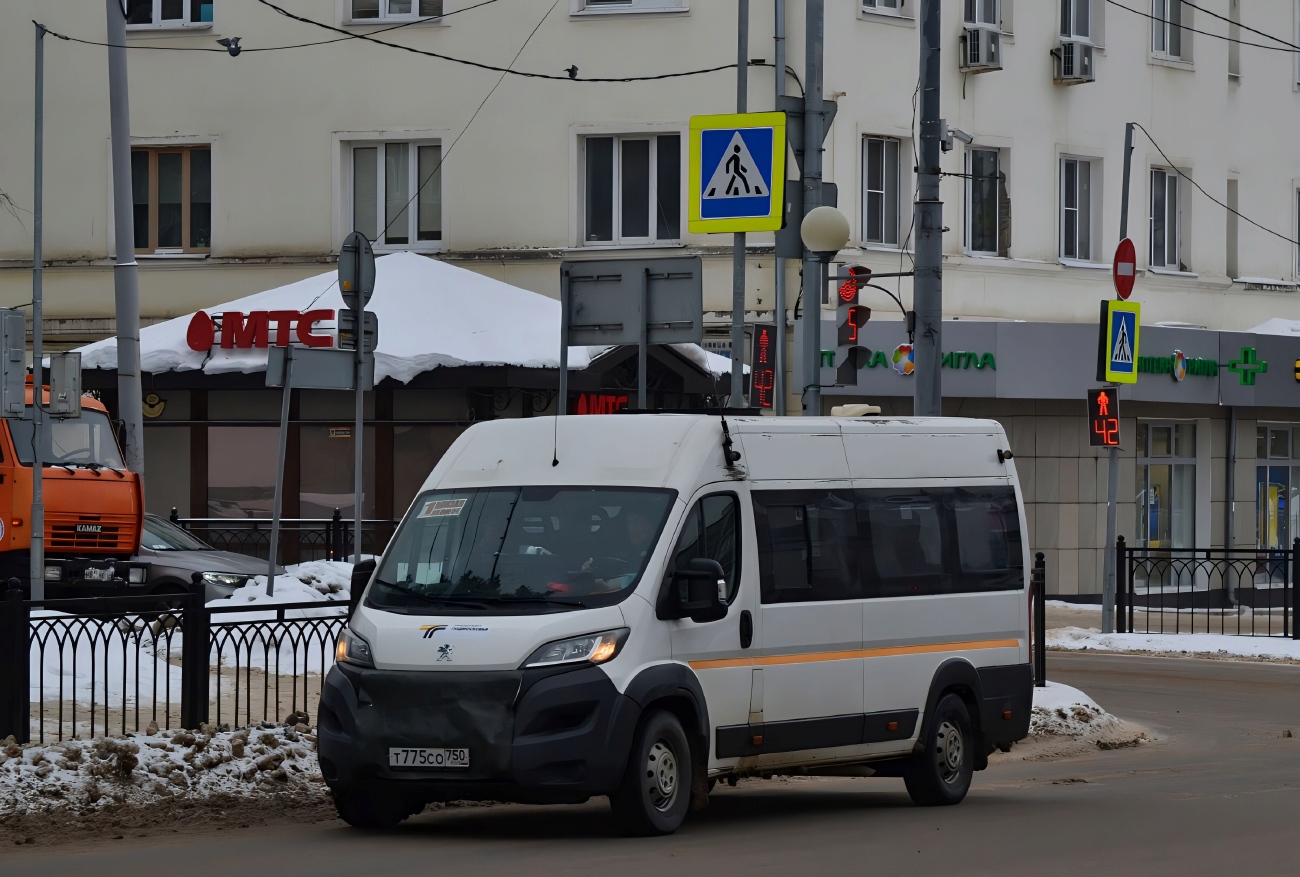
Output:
[{"xmin": 317, "ymin": 661, "xmax": 640, "ymax": 805}]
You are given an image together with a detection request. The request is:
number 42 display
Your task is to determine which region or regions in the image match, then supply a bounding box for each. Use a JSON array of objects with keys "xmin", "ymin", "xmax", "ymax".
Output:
[{"xmin": 1087, "ymin": 388, "xmax": 1121, "ymax": 448}]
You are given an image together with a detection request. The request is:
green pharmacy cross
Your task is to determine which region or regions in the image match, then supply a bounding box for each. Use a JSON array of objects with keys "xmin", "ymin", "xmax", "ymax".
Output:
[{"xmin": 1226, "ymin": 347, "xmax": 1268, "ymax": 386}]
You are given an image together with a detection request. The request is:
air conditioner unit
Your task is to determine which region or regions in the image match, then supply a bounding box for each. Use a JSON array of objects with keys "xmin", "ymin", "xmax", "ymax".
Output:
[
  {"xmin": 960, "ymin": 26, "xmax": 1001, "ymax": 73},
  {"xmin": 1056, "ymin": 40, "xmax": 1095, "ymax": 84}
]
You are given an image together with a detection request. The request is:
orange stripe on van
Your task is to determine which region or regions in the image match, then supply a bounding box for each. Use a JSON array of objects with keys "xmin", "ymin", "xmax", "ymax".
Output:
[{"xmin": 687, "ymin": 638, "xmax": 1020, "ymax": 671}]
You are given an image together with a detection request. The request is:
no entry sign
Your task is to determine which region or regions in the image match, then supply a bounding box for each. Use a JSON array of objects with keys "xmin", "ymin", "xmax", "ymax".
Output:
[{"xmin": 1113, "ymin": 238, "xmax": 1136, "ymax": 300}]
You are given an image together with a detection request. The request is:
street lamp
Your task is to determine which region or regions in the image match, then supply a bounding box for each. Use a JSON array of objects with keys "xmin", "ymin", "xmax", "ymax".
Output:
[{"xmin": 799, "ymin": 206, "xmax": 850, "ymax": 415}]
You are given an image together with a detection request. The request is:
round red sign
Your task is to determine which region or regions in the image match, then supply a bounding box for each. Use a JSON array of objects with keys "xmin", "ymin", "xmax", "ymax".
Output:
[{"xmin": 1113, "ymin": 238, "xmax": 1137, "ymax": 300}]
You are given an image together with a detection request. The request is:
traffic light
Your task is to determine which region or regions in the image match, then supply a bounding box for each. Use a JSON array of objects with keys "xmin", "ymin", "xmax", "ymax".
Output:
[
  {"xmin": 836, "ymin": 265, "xmax": 871, "ymax": 385},
  {"xmin": 1087, "ymin": 388, "xmax": 1121, "ymax": 447}
]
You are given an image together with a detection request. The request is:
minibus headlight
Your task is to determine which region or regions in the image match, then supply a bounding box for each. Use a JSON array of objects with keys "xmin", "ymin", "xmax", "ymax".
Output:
[
  {"xmin": 524, "ymin": 628, "xmax": 629, "ymax": 669},
  {"xmin": 335, "ymin": 628, "xmax": 375, "ymax": 668}
]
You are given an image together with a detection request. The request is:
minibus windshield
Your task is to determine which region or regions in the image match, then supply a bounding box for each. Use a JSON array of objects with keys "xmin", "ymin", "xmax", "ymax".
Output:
[{"xmin": 369, "ymin": 486, "xmax": 676, "ymax": 614}]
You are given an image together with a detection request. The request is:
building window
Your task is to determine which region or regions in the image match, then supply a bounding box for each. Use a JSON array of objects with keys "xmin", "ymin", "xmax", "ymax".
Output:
[
  {"xmin": 966, "ymin": 148, "xmax": 1008, "ymax": 257},
  {"xmin": 964, "ymin": 0, "xmax": 998, "ymax": 26},
  {"xmin": 1136, "ymin": 422, "xmax": 1196, "ymax": 553},
  {"xmin": 130, "ymin": 146, "xmax": 211, "ymax": 254},
  {"xmin": 1060, "ymin": 157, "xmax": 1094, "ymax": 261},
  {"xmin": 863, "ymin": 0, "xmax": 905, "ymax": 15},
  {"xmin": 348, "ymin": 0, "xmax": 441, "ymax": 20},
  {"xmin": 1060, "ymin": 0, "xmax": 1090, "ymax": 39},
  {"xmin": 126, "ymin": 0, "xmax": 213, "ymax": 27},
  {"xmin": 571, "ymin": 0, "xmax": 688, "ymax": 13},
  {"xmin": 583, "ymin": 134, "xmax": 681, "ymax": 244},
  {"xmin": 1151, "ymin": 0, "xmax": 1184, "ymax": 59},
  {"xmin": 1256, "ymin": 425, "xmax": 1300, "ymax": 551},
  {"xmin": 1149, "ymin": 168, "xmax": 1183, "ymax": 270},
  {"xmin": 349, "ymin": 141, "xmax": 442, "ymax": 250},
  {"xmin": 862, "ymin": 137, "xmax": 901, "ymax": 246}
]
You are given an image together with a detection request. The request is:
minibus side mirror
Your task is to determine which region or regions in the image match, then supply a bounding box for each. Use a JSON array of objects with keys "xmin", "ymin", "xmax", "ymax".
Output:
[
  {"xmin": 672, "ymin": 558, "xmax": 728, "ymax": 624},
  {"xmin": 349, "ymin": 558, "xmax": 377, "ymax": 618}
]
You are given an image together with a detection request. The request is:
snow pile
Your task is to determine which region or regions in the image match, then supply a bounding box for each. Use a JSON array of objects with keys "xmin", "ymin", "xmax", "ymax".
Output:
[
  {"xmin": 1048, "ymin": 626, "xmax": 1300, "ymax": 663},
  {"xmin": 209, "ymin": 559, "xmax": 356, "ymax": 613},
  {"xmin": 0, "ymin": 719, "xmax": 327, "ymax": 817},
  {"xmin": 1028, "ymin": 682, "xmax": 1148, "ymax": 751},
  {"xmin": 29, "ymin": 613, "xmax": 184, "ymax": 710}
]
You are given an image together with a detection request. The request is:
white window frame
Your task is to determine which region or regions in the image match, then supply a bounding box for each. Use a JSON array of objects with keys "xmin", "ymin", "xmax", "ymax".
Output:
[
  {"xmin": 579, "ymin": 132, "xmax": 682, "ymax": 247},
  {"xmin": 126, "ymin": 0, "xmax": 214, "ymax": 30},
  {"xmin": 1294, "ymin": 189, "xmax": 1300, "ymax": 279},
  {"xmin": 965, "ymin": 147, "xmax": 1004, "ymax": 257},
  {"xmin": 343, "ymin": 0, "xmax": 443, "ymax": 23},
  {"xmin": 340, "ymin": 137, "xmax": 446, "ymax": 254},
  {"xmin": 861, "ymin": 136, "xmax": 902, "ymax": 248},
  {"xmin": 1059, "ymin": 156, "xmax": 1099, "ymax": 263},
  {"xmin": 862, "ymin": 0, "xmax": 907, "ymax": 16},
  {"xmin": 1149, "ymin": 167, "xmax": 1183, "ymax": 271},
  {"xmin": 1151, "ymin": 0, "xmax": 1187, "ymax": 61},
  {"xmin": 1060, "ymin": 0, "xmax": 1092, "ymax": 42},
  {"xmin": 569, "ymin": 0, "xmax": 688, "ymax": 15}
]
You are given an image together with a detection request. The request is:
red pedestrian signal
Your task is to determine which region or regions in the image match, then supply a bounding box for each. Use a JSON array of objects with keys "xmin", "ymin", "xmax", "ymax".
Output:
[{"xmin": 1087, "ymin": 388, "xmax": 1121, "ymax": 447}]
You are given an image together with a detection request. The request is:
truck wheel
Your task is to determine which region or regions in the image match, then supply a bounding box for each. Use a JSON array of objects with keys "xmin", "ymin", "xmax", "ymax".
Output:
[
  {"xmin": 332, "ymin": 786, "xmax": 418, "ymax": 829},
  {"xmin": 904, "ymin": 693, "xmax": 974, "ymax": 807},
  {"xmin": 609, "ymin": 709, "xmax": 691, "ymax": 836}
]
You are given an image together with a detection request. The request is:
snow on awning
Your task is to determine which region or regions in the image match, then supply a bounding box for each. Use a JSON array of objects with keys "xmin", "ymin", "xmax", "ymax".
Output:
[{"xmin": 77, "ymin": 252, "xmax": 736, "ymax": 383}]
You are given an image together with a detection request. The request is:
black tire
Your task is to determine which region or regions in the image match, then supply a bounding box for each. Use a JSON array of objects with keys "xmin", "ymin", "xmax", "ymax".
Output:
[
  {"xmin": 332, "ymin": 786, "xmax": 419, "ymax": 829},
  {"xmin": 609, "ymin": 709, "xmax": 692, "ymax": 836},
  {"xmin": 904, "ymin": 693, "xmax": 975, "ymax": 807}
]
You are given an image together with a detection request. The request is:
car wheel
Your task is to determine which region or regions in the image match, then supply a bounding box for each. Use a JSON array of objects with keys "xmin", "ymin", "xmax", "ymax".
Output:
[
  {"xmin": 332, "ymin": 786, "xmax": 420, "ymax": 829},
  {"xmin": 904, "ymin": 692, "xmax": 975, "ymax": 807},
  {"xmin": 609, "ymin": 709, "xmax": 692, "ymax": 836}
]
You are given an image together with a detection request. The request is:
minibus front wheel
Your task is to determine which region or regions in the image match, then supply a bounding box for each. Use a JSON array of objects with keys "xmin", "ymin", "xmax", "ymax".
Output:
[
  {"xmin": 609, "ymin": 710, "xmax": 692, "ymax": 836},
  {"xmin": 332, "ymin": 785, "xmax": 421, "ymax": 829},
  {"xmin": 904, "ymin": 693, "xmax": 974, "ymax": 806}
]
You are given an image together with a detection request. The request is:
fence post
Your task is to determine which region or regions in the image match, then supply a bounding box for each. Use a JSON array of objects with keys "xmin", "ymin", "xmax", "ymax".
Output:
[
  {"xmin": 1292, "ymin": 538, "xmax": 1299, "ymax": 641},
  {"xmin": 1115, "ymin": 536, "xmax": 1127, "ymax": 634},
  {"xmin": 0, "ymin": 588, "xmax": 31, "ymax": 743},
  {"xmin": 1033, "ymin": 552, "xmax": 1046, "ymax": 687},
  {"xmin": 179, "ymin": 585, "xmax": 211, "ymax": 729},
  {"xmin": 331, "ymin": 508, "xmax": 343, "ymax": 560}
]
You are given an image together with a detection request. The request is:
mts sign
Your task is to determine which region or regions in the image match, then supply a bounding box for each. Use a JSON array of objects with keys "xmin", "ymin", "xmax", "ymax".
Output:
[{"xmin": 186, "ymin": 310, "xmax": 335, "ymax": 352}]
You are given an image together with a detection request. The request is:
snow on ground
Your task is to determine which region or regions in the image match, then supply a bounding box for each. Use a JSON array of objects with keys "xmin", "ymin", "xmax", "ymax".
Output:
[
  {"xmin": 1019, "ymin": 681, "xmax": 1150, "ymax": 755},
  {"xmin": 1048, "ymin": 626, "xmax": 1300, "ymax": 663},
  {"xmin": 0, "ymin": 720, "xmax": 327, "ymax": 817}
]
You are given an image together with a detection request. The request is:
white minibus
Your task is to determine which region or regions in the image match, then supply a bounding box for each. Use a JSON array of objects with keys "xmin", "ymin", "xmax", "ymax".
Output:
[{"xmin": 319, "ymin": 413, "xmax": 1032, "ymax": 835}]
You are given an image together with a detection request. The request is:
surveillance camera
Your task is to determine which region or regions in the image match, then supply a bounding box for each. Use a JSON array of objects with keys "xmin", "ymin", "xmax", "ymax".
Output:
[{"xmin": 950, "ymin": 128, "xmax": 975, "ymax": 145}]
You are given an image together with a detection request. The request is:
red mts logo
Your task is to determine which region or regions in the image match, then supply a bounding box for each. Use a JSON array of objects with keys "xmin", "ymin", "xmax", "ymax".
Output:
[
  {"xmin": 185, "ymin": 310, "xmax": 335, "ymax": 351},
  {"xmin": 574, "ymin": 393, "xmax": 629, "ymax": 415}
]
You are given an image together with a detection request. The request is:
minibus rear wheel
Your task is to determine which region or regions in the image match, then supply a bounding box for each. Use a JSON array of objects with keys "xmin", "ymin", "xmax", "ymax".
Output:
[
  {"xmin": 609, "ymin": 709, "xmax": 691, "ymax": 836},
  {"xmin": 904, "ymin": 693, "xmax": 974, "ymax": 806}
]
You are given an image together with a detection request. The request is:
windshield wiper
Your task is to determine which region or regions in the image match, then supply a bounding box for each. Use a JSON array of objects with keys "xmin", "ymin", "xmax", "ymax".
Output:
[
  {"xmin": 483, "ymin": 595, "xmax": 588, "ymax": 609},
  {"xmin": 374, "ymin": 581, "xmax": 493, "ymax": 609}
]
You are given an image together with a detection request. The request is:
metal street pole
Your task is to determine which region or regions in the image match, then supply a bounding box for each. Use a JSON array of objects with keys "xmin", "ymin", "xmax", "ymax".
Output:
[
  {"xmin": 266, "ymin": 351, "xmax": 292, "ymax": 598},
  {"xmin": 106, "ymin": 0, "xmax": 144, "ymax": 474},
  {"xmin": 912, "ymin": 0, "xmax": 943, "ymax": 417},
  {"xmin": 353, "ymin": 333, "xmax": 364, "ymax": 564},
  {"xmin": 30, "ymin": 23, "xmax": 46, "ymax": 601},
  {"xmin": 772, "ymin": 0, "xmax": 787, "ymax": 415},
  {"xmin": 801, "ymin": 0, "xmax": 824, "ymax": 415},
  {"xmin": 1102, "ymin": 121, "xmax": 1135, "ymax": 634},
  {"xmin": 729, "ymin": 0, "xmax": 749, "ymax": 408}
]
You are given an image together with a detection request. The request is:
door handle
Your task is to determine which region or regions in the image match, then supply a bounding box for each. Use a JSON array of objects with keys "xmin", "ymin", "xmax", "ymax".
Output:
[{"xmin": 739, "ymin": 610, "xmax": 753, "ymax": 649}]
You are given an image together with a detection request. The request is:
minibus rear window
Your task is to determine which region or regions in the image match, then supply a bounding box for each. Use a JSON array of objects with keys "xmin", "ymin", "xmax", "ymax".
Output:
[
  {"xmin": 369, "ymin": 486, "xmax": 676, "ymax": 613},
  {"xmin": 754, "ymin": 486, "xmax": 1022, "ymax": 603}
]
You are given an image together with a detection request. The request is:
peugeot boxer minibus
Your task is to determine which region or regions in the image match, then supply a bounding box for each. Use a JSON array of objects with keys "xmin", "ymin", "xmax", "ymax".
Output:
[{"xmin": 318, "ymin": 413, "xmax": 1032, "ymax": 835}]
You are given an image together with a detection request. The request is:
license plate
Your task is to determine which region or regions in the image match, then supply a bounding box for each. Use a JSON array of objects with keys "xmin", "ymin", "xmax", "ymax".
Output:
[
  {"xmin": 83, "ymin": 568, "xmax": 114, "ymax": 582},
  {"xmin": 388, "ymin": 747, "xmax": 470, "ymax": 769}
]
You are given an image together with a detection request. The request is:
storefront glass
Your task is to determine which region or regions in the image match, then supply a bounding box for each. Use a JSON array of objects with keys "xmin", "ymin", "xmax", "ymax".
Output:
[
  {"xmin": 299, "ymin": 425, "xmax": 376, "ymax": 519},
  {"xmin": 1136, "ymin": 422, "xmax": 1196, "ymax": 551},
  {"xmin": 208, "ymin": 427, "xmax": 278, "ymax": 517},
  {"xmin": 1255, "ymin": 425, "xmax": 1300, "ymax": 552},
  {"xmin": 392, "ymin": 424, "xmax": 464, "ymax": 517}
]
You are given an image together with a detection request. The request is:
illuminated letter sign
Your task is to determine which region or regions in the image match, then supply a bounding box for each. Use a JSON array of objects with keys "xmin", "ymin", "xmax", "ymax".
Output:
[
  {"xmin": 186, "ymin": 309, "xmax": 336, "ymax": 352},
  {"xmin": 750, "ymin": 324, "xmax": 777, "ymax": 409}
]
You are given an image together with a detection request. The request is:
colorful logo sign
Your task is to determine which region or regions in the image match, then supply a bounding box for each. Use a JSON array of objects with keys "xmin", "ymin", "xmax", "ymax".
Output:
[
  {"xmin": 186, "ymin": 309, "xmax": 336, "ymax": 352},
  {"xmin": 1137, "ymin": 350, "xmax": 1217, "ymax": 381},
  {"xmin": 891, "ymin": 344, "xmax": 915, "ymax": 376}
]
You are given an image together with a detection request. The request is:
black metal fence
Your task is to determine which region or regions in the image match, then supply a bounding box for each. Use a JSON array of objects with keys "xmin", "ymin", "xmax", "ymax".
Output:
[
  {"xmin": 0, "ymin": 588, "xmax": 349, "ymax": 744},
  {"xmin": 170, "ymin": 508, "xmax": 395, "ymax": 564},
  {"xmin": 1117, "ymin": 536, "xmax": 1298, "ymax": 638},
  {"xmin": 1032, "ymin": 552, "xmax": 1046, "ymax": 687}
]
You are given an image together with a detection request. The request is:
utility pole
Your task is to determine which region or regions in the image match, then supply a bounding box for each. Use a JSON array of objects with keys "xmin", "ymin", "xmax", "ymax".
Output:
[
  {"xmin": 106, "ymin": 0, "xmax": 144, "ymax": 473},
  {"xmin": 30, "ymin": 23, "xmax": 46, "ymax": 601},
  {"xmin": 729, "ymin": 0, "xmax": 749, "ymax": 408},
  {"xmin": 1102, "ymin": 122, "xmax": 1135, "ymax": 634},
  {"xmin": 913, "ymin": 0, "xmax": 943, "ymax": 417},
  {"xmin": 800, "ymin": 0, "xmax": 825, "ymax": 415},
  {"xmin": 772, "ymin": 0, "xmax": 787, "ymax": 415}
]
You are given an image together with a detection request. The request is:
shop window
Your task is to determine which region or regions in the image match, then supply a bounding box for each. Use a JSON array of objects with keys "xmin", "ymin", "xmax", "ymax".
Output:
[
  {"xmin": 207, "ymin": 427, "xmax": 278, "ymax": 517},
  {"xmin": 144, "ymin": 427, "xmax": 191, "ymax": 516},
  {"xmin": 393, "ymin": 424, "xmax": 464, "ymax": 517},
  {"xmin": 1135, "ymin": 421, "xmax": 1196, "ymax": 551},
  {"xmin": 1255, "ymin": 424, "xmax": 1300, "ymax": 552},
  {"xmin": 131, "ymin": 146, "xmax": 211, "ymax": 254},
  {"xmin": 300, "ymin": 425, "xmax": 376, "ymax": 519}
]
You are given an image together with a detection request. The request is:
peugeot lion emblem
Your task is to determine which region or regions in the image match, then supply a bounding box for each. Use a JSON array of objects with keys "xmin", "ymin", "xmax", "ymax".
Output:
[{"xmin": 437, "ymin": 644, "xmax": 454, "ymax": 662}]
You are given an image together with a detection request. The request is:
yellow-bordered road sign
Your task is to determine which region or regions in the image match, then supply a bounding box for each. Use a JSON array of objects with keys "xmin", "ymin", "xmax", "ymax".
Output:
[
  {"xmin": 688, "ymin": 112, "xmax": 786, "ymax": 234},
  {"xmin": 1099, "ymin": 299, "xmax": 1141, "ymax": 384}
]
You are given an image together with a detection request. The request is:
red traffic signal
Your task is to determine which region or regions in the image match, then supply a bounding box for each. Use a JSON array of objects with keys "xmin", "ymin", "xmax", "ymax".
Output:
[
  {"xmin": 838, "ymin": 264, "xmax": 872, "ymax": 303},
  {"xmin": 1087, "ymin": 388, "xmax": 1121, "ymax": 447}
]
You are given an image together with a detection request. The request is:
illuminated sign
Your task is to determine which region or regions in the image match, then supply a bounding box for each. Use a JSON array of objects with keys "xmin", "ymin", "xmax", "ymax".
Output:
[
  {"xmin": 1087, "ymin": 388, "xmax": 1121, "ymax": 447},
  {"xmin": 574, "ymin": 393, "xmax": 629, "ymax": 415},
  {"xmin": 1225, "ymin": 346, "xmax": 1267, "ymax": 386},
  {"xmin": 750, "ymin": 324, "xmax": 777, "ymax": 409},
  {"xmin": 1137, "ymin": 350, "xmax": 1216, "ymax": 380},
  {"xmin": 821, "ymin": 348, "xmax": 996, "ymax": 373},
  {"xmin": 185, "ymin": 309, "xmax": 336, "ymax": 352}
]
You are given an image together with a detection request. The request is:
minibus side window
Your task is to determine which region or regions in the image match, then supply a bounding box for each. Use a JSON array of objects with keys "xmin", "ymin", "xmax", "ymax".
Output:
[
  {"xmin": 671, "ymin": 493, "xmax": 741, "ymax": 601},
  {"xmin": 947, "ymin": 487, "xmax": 1023, "ymax": 592},
  {"xmin": 754, "ymin": 490, "xmax": 860, "ymax": 604},
  {"xmin": 860, "ymin": 492, "xmax": 947, "ymax": 598}
]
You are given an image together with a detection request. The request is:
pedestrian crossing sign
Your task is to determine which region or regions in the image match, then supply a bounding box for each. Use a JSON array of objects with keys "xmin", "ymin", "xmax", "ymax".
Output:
[
  {"xmin": 1100, "ymin": 299, "xmax": 1141, "ymax": 384},
  {"xmin": 688, "ymin": 112, "xmax": 786, "ymax": 233}
]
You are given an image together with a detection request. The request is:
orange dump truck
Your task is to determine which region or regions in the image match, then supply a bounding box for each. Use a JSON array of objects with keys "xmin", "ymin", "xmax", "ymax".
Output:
[{"xmin": 0, "ymin": 386, "xmax": 148, "ymax": 596}]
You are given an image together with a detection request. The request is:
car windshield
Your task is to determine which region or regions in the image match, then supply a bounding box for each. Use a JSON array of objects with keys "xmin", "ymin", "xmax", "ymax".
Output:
[
  {"xmin": 369, "ymin": 486, "xmax": 676, "ymax": 614},
  {"xmin": 142, "ymin": 517, "xmax": 212, "ymax": 551},
  {"xmin": 9, "ymin": 409, "xmax": 126, "ymax": 469}
]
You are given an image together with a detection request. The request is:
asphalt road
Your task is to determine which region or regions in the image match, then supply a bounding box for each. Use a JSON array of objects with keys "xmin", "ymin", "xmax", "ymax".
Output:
[{"xmin": 7, "ymin": 652, "xmax": 1300, "ymax": 877}]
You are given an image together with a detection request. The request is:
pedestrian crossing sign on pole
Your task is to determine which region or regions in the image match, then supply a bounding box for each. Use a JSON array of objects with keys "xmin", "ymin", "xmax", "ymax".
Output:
[
  {"xmin": 688, "ymin": 112, "xmax": 786, "ymax": 233},
  {"xmin": 1098, "ymin": 299, "xmax": 1141, "ymax": 384}
]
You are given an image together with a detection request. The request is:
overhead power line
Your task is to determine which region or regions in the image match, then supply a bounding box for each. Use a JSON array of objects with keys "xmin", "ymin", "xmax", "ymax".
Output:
[
  {"xmin": 1174, "ymin": 0, "xmax": 1300, "ymax": 51},
  {"xmin": 1104, "ymin": 0, "xmax": 1300, "ymax": 53}
]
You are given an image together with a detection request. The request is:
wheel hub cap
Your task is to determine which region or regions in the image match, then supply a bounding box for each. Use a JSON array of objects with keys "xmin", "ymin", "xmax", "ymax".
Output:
[
  {"xmin": 937, "ymin": 720, "xmax": 964, "ymax": 783},
  {"xmin": 646, "ymin": 740, "xmax": 678, "ymax": 810}
]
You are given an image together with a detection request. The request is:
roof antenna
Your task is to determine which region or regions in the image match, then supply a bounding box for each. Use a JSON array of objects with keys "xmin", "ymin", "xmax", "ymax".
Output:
[
  {"xmin": 710, "ymin": 365, "xmax": 742, "ymax": 470},
  {"xmin": 551, "ymin": 402, "xmax": 560, "ymax": 467}
]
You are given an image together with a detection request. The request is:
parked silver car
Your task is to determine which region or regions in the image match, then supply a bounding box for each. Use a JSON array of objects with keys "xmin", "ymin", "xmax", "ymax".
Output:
[{"xmin": 137, "ymin": 514, "xmax": 286, "ymax": 602}]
